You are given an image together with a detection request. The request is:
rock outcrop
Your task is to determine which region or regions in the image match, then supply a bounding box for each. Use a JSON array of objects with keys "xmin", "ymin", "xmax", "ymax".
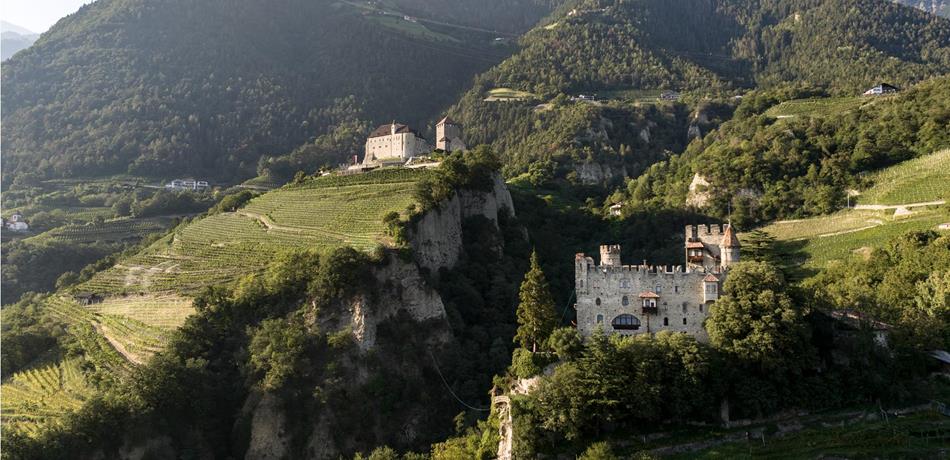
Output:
[{"xmin": 410, "ymin": 174, "xmax": 515, "ymax": 274}]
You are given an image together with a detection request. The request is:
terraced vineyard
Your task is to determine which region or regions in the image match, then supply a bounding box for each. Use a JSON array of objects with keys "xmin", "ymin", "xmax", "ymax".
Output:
[
  {"xmin": 78, "ymin": 168, "xmax": 427, "ymax": 297},
  {"xmin": 764, "ymin": 207, "xmax": 950, "ymax": 272},
  {"xmin": 0, "ymin": 357, "xmax": 93, "ymax": 437},
  {"xmin": 858, "ymin": 150, "xmax": 950, "ymax": 206},
  {"xmin": 25, "ymin": 217, "xmax": 176, "ymax": 244}
]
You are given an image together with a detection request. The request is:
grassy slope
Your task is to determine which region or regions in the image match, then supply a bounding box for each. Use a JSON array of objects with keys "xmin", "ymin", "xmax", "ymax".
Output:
[
  {"xmin": 764, "ymin": 96, "xmax": 872, "ymax": 119},
  {"xmin": 79, "ymin": 168, "xmax": 425, "ymax": 298},
  {"xmin": 1, "ymin": 168, "xmax": 429, "ymax": 437},
  {"xmin": 858, "ymin": 149, "xmax": 950, "ymax": 205},
  {"xmin": 761, "ymin": 151, "xmax": 950, "ymax": 272}
]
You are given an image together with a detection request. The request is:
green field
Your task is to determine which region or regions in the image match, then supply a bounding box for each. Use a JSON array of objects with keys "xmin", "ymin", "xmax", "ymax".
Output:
[
  {"xmin": 24, "ymin": 217, "xmax": 175, "ymax": 244},
  {"xmin": 78, "ymin": 169, "xmax": 424, "ymax": 297},
  {"xmin": 597, "ymin": 88, "xmax": 665, "ymax": 102},
  {"xmin": 763, "ymin": 207, "xmax": 949, "ymax": 272},
  {"xmin": 368, "ymin": 15, "xmax": 459, "ymax": 42},
  {"xmin": 764, "ymin": 96, "xmax": 869, "ymax": 119},
  {"xmin": 485, "ymin": 87, "xmax": 537, "ymax": 101},
  {"xmin": 858, "ymin": 149, "xmax": 950, "ymax": 205},
  {"xmin": 0, "ymin": 356, "xmax": 93, "ymax": 438}
]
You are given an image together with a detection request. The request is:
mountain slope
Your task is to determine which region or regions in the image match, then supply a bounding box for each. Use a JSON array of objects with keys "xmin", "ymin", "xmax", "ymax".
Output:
[
  {"xmin": 448, "ymin": 0, "xmax": 950, "ymax": 177},
  {"xmin": 1, "ymin": 21, "xmax": 39, "ymax": 61},
  {"xmin": 0, "ymin": 0, "xmax": 556, "ymax": 185}
]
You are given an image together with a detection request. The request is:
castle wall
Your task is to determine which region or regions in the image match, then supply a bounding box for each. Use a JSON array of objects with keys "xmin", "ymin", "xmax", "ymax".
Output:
[
  {"xmin": 365, "ymin": 133, "xmax": 430, "ymax": 162},
  {"xmin": 575, "ymin": 263, "xmax": 713, "ymax": 341}
]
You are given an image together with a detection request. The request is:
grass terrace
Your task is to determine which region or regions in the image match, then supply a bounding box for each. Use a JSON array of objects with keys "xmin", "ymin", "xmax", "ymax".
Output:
[
  {"xmin": 485, "ymin": 87, "xmax": 536, "ymax": 101},
  {"xmin": 0, "ymin": 357, "xmax": 93, "ymax": 438},
  {"xmin": 857, "ymin": 149, "xmax": 950, "ymax": 206},
  {"xmin": 24, "ymin": 217, "xmax": 176, "ymax": 244},
  {"xmin": 79, "ymin": 168, "xmax": 427, "ymax": 297}
]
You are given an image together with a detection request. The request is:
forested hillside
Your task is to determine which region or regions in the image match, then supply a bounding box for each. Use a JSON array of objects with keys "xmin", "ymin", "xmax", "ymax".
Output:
[
  {"xmin": 0, "ymin": 0, "xmax": 558, "ymax": 186},
  {"xmin": 895, "ymin": 0, "xmax": 950, "ymax": 16},
  {"xmin": 448, "ymin": 0, "xmax": 950, "ymax": 178},
  {"xmin": 621, "ymin": 75, "xmax": 950, "ymax": 226}
]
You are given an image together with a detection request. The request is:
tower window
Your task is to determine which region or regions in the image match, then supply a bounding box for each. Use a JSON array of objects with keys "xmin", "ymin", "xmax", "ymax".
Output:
[
  {"xmin": 682, "ymin": 303, "xmax": 688, "ymax": 314},
  {"xmin": 622, "ymin": 296, "xmax": 629, "ymax": 306},
  {"xmin": 663, "ymin": 317, "xmax": 669, "ymax": 326},
  {"xmin": 596, "ymin": 314, "xmax": 604, "ymax": 324},
  {"xmin": 595, "ymin": 298, "xmax": 601, "ymax": 306},
  {"xmin": 683, "ymin": 318, "xmax": 687, "ymax": 325}
]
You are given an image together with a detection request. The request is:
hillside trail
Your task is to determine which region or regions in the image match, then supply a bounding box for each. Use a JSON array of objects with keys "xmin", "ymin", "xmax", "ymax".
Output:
[
  {"xmin": 853, "ymin": 200, "xmax": 945, "ymax": 210},
  {"xmin": 93, "ymin": 323, "xmax": 145, "ymax": 366},
  {"xmin": 237, "ymin": 210, "xmax": 304, "ymax": 233}
]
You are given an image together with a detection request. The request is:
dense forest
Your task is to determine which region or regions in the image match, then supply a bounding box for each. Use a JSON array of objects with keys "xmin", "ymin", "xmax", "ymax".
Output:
[
  {"xmin": 0, "ymin": 0, "xmax": 561, "ymax": 186},
  {"xmin": 447, "ymin": 0, "xmax": 950, "ymax": 177}
]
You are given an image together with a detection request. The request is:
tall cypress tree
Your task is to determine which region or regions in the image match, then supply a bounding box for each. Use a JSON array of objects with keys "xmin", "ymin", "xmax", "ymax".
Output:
[{"xmin": 515, "ymin": 250, "xmax": 558, "ymax": 352}]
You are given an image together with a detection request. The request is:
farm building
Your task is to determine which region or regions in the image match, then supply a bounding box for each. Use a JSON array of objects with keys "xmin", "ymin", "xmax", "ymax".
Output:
[
  {"xmin": 4, "ymin": 213, "xmax": 29, "ymax": 232},
  {"xmin": 74, "ymin": 292, "xmax": 104, "ymax": 306},
  {"xmin": 660, "ymin": 90, "xmax": 681, "ymax": 101}
]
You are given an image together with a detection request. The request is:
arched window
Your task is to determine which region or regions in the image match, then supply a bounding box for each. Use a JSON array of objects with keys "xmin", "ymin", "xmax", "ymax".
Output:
[
  {"xmin": 596, "ymin": 314, "xmax": 604, "ymax": 324},
  {"xmin": 612, "ymin": 314, "xmax": 641, "ymax": 331},
  {"xmin": 655, "ymin": 285, "xmax": 662, "ymax": 294},
  {"xmin": 595, "ymin": 298, "xmax": 601, "ymax": 306},
  {"xmin": 663, "ymin": 317, "xmax": 669, "ymax": 326},
  {"xmin": 622, "ymin": 296, "xmax": 629, "ymax": 306}
]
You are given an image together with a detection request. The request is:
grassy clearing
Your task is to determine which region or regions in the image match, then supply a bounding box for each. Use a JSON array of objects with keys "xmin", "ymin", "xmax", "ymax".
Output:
[
  {"xmin": 485, "ymin": 87, "xmax": 536, "ymax": 101},
  {"xmin": 0, "ymin": 356, "xmax": 93, "ymax": 438},
  {"xmin": 598, "ymin": 88, "xmax": 665, "ymax": 102},
  {"xmin": 858, "ymin": 149, "xmax": 950, "ymax": 206},
  {"xmin": 765, "ymin": 96, "xmax": 869, "ymax": 119},
  {"xmin": 79, "ymin": 168, "xmax": 426, "ymax": 297}
]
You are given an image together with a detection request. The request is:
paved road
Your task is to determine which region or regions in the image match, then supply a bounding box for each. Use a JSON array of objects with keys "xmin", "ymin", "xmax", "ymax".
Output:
[{"xmin": 853, "ymin": 200, "xmax": 945, "ymax": 210}]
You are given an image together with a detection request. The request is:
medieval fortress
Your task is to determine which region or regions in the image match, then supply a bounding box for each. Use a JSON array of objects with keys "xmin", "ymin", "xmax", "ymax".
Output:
[
  {"xmin": 363, "ymin": 116, "xmax": 466, "ymax": 166},
  {"xmin": 574, "ymin": 224, "xmax": 740, "ymax": 342}
]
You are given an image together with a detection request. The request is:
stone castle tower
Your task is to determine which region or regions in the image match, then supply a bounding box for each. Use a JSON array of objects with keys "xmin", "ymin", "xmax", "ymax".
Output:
[
  {"xmin": 436, "ymin": 117, "xmax": 466, "ymax": 152},
  {"xmin": 574, "ymin": 224, "xmax": 740, "ymax": 341}
]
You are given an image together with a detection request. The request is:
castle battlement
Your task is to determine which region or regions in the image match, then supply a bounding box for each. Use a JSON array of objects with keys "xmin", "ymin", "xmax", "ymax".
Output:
[{"xmin": 574, "ymin": 223, "xmax": 740, "ymax": 341}]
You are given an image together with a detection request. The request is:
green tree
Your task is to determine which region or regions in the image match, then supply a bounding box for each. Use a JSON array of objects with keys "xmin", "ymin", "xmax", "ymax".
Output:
[
  {"xmin": 742, "ymin": 229, "xmax": 778, "ymax": 264},
  {"xmin": 248, "ymin": 317, "xmax": 310, "ymax": 391},
  {"xmin": 579, "ymin": 442, "xmax": 618, "ymax": 460},
  {"xmin": 706, "ymin": 261, "xmax": 810, "ymax": 370},
  {"xmin": 515, "ymin": 251, "xmax": 558, "ymax": 352}
]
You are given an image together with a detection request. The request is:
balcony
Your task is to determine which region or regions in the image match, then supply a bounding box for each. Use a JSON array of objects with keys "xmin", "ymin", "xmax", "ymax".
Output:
[
  {"xmin": 641, "ymin": 305, "xmax": 658, "ymax": 315},
  {"xmin": 688, "ymin": 255, "xmax": 705, "ymax": 263}
]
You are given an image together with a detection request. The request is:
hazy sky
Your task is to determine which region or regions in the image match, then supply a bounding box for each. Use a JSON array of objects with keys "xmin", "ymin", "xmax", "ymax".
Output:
[{"xmin": 2, "ymin": 0, "xmax": 93, "ymax": 33}]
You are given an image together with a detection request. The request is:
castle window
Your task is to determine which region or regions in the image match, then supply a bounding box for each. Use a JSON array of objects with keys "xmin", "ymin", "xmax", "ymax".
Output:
[
  {"xmin": 674, "ymin": 285, "xmax": 679, "ymax": 294},
  {"xmin": 699, "ymin": 304, "xmax": 704, "ymax": 312},
  {"xmin": 682, "ymin": 303, "xmax": 688, "ymax": 314},
  {"xmin": 683, "ymin": 318, "xmax": 687, "ymax": 325},
  {"xmin": 655, "ymin": 285, "xmax": 662, "ymax": 294},
  {"xmin": 622, "ymin": 296, "xmax": 629, "ymax": 306},
  {"xmin": 611, "ymin": 314, "xmax": 641, "ymax": 331},
  {"xmin": 663, "ymin": 317, "xmax": 669, "ymax": 326},
  {"xmin": 705, "ymin": 283, "xmax": 718, "ymax": 295},
  {"xmin": 579, "ymin": 280, "xmax": 584, "ymax": 288},
  {"xmin": 595, "ymin": 298, "xmax": 601, "ymax": 306},
  {"xmin": 620, "ymin": 279, "xmax": 631, "ymax": 288},
  {"xmin": 596, "ymin": 314, "xmax": 604, "ymax": 324}
]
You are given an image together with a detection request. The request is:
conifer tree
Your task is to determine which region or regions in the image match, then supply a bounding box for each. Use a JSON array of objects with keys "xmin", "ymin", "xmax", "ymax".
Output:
[{"xmin": 515, "ymin": 251, "xmax": 558, "ymax": 353}]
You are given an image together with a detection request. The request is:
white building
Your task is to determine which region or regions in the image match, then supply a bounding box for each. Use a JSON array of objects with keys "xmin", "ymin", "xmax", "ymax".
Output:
[
  {"xmin": 5, "ymin": 213, "xmax": 29, "ymax": 232},
  {"xmin": 364, "ymin": 122, "xmax": 431, "ymax": 166}
]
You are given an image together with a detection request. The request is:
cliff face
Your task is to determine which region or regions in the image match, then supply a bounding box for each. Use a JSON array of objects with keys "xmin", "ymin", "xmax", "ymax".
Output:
[
  {"xmin": 240, "ymin": 176, "xmax": 518, "ymax": 459},
  {"xmin": 410, "ymin": 174, "xmax": 515, "ymax": 274}
]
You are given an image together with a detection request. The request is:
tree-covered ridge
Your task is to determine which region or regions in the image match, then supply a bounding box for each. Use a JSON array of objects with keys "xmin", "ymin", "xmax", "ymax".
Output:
[
  {"xmin": 894, "ymin": 0, "xmax": 950, "ymax": 17},
  {"xmin": 0, "ymin": 0, "xmax": 557, "ymax": 186},
  {"xmin": 622, "ymin": 76, "xmax": 950, "ymax": 226}
]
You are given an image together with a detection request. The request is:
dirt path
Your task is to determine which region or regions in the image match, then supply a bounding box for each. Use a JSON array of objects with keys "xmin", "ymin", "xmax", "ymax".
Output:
[
  {"xmin": 94, "ymin": 323, "xmax": 145, "ymax": 366},
  {"xmin": 854, "ymin": 200, "xmax": 945, "ymax": 210},
  {"xmin": 237, "ymin": 210, "xmax": 305, "ymax": 233}
]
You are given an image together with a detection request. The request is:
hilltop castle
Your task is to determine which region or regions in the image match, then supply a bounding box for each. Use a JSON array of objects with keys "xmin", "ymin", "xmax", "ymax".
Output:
[
  {"xmin": 574, "ymin": 224, "xmax": 740, "ymax": 341},
  {"xmin": 363, "ymin": 116, "xmax": 465, "ymax": 166}
]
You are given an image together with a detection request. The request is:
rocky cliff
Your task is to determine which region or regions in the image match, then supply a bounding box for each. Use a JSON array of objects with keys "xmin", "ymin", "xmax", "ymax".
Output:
[{"xmin": 410, "ymin": 174, "xmax": 515, "ymax": 274}]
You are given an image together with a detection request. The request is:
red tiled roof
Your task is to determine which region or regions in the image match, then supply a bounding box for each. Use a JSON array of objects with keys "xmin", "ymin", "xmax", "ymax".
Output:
[
  {"xmin": 703, "ymin": 274, "xmax": 719, "ymax": 282},
  {"xmin": 686, "ymin": 241, "xmax": 705, "ymax": 249},
  {"xmin": 639, "ymin": 291, "xmax": 660, "ymax": 299}
]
